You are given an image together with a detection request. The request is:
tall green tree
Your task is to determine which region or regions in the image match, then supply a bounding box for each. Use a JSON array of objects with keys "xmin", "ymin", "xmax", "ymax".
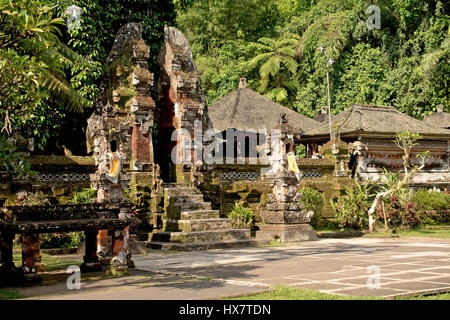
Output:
[
  {"xmin": 0, "ymin": 0, "xmax": 89, "ymax": 135},
  {"xmin": 247, "ymin": 33, "xmax": 300, "ymax": 105}
]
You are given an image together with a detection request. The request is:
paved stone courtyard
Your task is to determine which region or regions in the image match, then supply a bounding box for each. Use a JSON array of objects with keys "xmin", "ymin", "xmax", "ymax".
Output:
[
  {"xmin": 17, "ymin": 237, "xmax": 450, "ymax": 299},
  {"xmin": 134, "ymin": 237, "xmax": 450, "ymax": 298}
]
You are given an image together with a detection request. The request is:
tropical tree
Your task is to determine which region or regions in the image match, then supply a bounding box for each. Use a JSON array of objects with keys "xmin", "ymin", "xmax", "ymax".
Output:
[
  {"xmin": 367, "ymin": 132, "xmax": 431, "ymax": 232},
  {"xmin": 247, "ymin": 33, "xmax": 300, "ymax": 105},
  {"xmin": 0, "ymin": 0, "xmax": 89, "ymax": 136}
]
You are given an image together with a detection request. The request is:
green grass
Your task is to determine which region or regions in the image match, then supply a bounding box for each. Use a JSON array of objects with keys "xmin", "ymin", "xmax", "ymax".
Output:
[
  {"xmin": 0, "ymin": 289, "xmax": 25, "ymax": 300},
  {"xmin": 13, "ymin": 253, "xmax": 82, "ymax": 271},
  {"xmin": 399, "ymin": 293, "xmax": 450, "ymax": 300},
  {"xmin": 366, "ymin": 225, "xmax": 450, "ymax": 238},
  {"xmin": 315, "ymin": 225, "xmax": 450, "ymax": 239},
  {"xmin": 226, "ymin": 286, "xmax": 380, "ymax": 300},
  {"xmin": 226, "ymin": 286, "xmax": 450, "ymax": 300}
]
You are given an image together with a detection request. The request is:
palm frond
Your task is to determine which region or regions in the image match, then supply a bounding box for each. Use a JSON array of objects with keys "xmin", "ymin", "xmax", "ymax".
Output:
[
  {"xmin": 260, "ymin": 55, "xmax": 280, "ymax": 78},
  {"xmin": 259, "ymin": 76, "xmax": 270, "ymax": 91},
  {"xmin": 276, "ymin": 38, "xmax": 300, "ymax": 48},
  {"xmin": 41, "ymin": 71, "xmax": 89, "ymax": 112},
  {"xmin": 421, "ymin": 49, "xmax": 445, "ymax": 76},
  {"xmin": 247, "ymin": 52, "xmax": 273, "ymax": 70},
  {"xmin": 258, "ymin": 37, "xmax": 277, "ymax": 48},
  {"xmin": 280, "ymin": 56, "xmax": 298, "ymax": 74},
  {"xmin": 278, "ymin": 46, "xmax": 296, "ymax": 58},
  {"xmin": 247, "ymin": 42, "xmax": 272, "ymax": 53}
]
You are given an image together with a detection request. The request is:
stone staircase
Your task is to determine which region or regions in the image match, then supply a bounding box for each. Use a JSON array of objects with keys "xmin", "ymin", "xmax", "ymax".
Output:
[{"xmin": 147, "ymin": 183, "xmax": 264, "ymax": 250}]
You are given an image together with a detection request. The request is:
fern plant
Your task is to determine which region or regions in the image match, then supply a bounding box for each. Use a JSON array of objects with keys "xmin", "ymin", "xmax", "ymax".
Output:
[
  {"xmin": 227, "ymin": 201, "xmax": 254, "ymax": 229},
  {"xmin": 246, "ymin": 33, "xmax": 300, "ymax": 104}
]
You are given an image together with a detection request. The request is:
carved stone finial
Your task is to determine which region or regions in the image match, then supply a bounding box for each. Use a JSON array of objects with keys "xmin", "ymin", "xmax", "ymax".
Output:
[
  {"xmin": 239, "ymin": 78, "xmax": 247, "ymax": 88},
  {"xmin": 279, "ymin": 112, "xmax": 288, "ymax": 124},
  {"xmin": 437, "ymin": 104, "xmax": 444, "ymax": 113}
]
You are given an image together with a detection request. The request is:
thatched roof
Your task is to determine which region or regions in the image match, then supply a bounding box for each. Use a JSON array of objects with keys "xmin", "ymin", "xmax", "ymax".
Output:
[
  {"xmin": 208, "ymin": 86, "xmax": 320, "ymax": 132},
  {"xmin": 423, "ymin": 111, "xmax": 450, "ymax": 129},
  {"xmin": 303, "ymin": 104, "xmax": 450, "ymax": 139},
  {"xmin": 313, "ymin": 111, "xmax": 335, "ymax": 123}
]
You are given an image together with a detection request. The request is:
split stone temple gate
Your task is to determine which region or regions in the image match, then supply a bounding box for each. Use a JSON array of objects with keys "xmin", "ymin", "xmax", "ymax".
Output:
[{"xmin": 0, "ymin": 23, "xmax": 319, "ymax": 284}]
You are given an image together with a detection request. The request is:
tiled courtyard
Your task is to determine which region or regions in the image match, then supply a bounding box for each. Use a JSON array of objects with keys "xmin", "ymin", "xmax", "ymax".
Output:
[
  {"xmin": 16, "ymin": 237, "xmax": 450, "ymax": 300},
  {"xmin": 135, "ymin": 237, "xmax": 450, "ymax": 298}
]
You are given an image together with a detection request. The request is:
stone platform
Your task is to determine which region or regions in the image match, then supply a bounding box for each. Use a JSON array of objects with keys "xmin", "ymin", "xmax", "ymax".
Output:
[{"xmin": 147, "ymin": 184, "xmax": 266, "ymax": 250}]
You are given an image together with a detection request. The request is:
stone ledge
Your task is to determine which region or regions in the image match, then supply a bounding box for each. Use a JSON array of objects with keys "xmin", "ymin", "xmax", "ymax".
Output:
[
  {"xmin": 256, "ymin": 223, "xmax": 317, "ymax": 242},
  {"xmin": 147, "ymin": 238, "xmax": 269, "ymax": 251}
]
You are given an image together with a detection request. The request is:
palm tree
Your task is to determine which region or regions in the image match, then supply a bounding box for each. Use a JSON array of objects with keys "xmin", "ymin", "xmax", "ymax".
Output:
[
  {"xmin": 247, "ymin": 33, "xmax": 300, "ymax": 104},
  {"xmin": 0, "ymin": 1, "xmax": 89, "ymax": 134}
]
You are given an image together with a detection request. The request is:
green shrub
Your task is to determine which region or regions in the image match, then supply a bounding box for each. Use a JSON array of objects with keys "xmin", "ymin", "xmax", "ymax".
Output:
[
  {"xmin": 411, "ymin": 189, "xmax": 450, "ymax": 224},
  {"xmin": 297, "ymin": 186, "xmax": 323, "ymax": 229},
  {"xmin": 40, "ymin": 232, "xmax": 84, "ymax": 249},
  {"xmin": 227, "ymin": 201, "xmax": 254, "ymax": 229},
  {"xmin": 331, "ymin": 179, "xmax": 376, "ymax": 230},
  {"xmin": 68, "ymin": 188, "xmax": 97, "ymax": 204},
  {"xmin": 377, "ymin": 196, "xmax": 420, "ymax": 230}
]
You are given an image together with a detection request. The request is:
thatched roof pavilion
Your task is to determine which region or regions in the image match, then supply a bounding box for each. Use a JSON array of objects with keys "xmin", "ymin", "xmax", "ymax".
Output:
[
  {"xmin": 302, "ymin": 104, "xmax": 450, "ymax": 143},
  {"xmin": 423, "ymin": 105, "xmax": 450, "ymax": 130},
  {"xmin": 208, "ymin": 80, "xmax": 320, "ymax": 132}
]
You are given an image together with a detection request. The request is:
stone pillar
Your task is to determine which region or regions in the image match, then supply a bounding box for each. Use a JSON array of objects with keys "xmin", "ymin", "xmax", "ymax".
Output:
[
  {"xmin": 22, "ymin": 233, "xmax": 44, "ymax": 274},
  {"xmin": 131, "ymin": 123, "xmax": 151, "ymax": 168},
  {"xmin": 96, "ymin": 229, "xmax": 110, "ymax": 265},
  {"xmin": 0, "ymin": 232, "xmax": 14, "ymax": 271},
  {"xmin": 257, "ymin": 173, "xmax": 317, "ymax": 243},
  {"xmin": 108, "ymin": 227, "xmax": 132, "ymax": 275},
  {"xmin": 257, "ymin": 113, "xmax": 316, "ymax": 242},
  {"xmin": 80, "ymin": 231, "xmax": 102, "ymax": 273}
]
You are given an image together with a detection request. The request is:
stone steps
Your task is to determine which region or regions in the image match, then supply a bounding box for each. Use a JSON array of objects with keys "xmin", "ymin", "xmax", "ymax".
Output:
[
  {"xmin": 173, "ymin": 194, "xmax": 205, "ymax": 203},
  {"xmin": 147, "ymin": 238, "xmax": 269, "ymax": 251},
  {"xmin": 165, "ymin": 218, "xmax": 232, "ymax": 232},
  {"xmin": 181, "ymin": 210, "xmax": 220, "ymax": 220},
  {"xmin": 174, "ymin": 201, "xmax": 212, "ymax": 210},
  {"xmin": 151, "ymin": 183, "xmax": 254, "ymax": 251},
  {"xmin": 151, "ymin": 229, "xmax": 250, "ymax": 243}
]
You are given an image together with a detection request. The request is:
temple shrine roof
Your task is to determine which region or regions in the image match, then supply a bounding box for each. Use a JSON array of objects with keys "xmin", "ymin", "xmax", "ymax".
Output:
[
  {"xmin": 208, "ymin": 82, "xmax": 320, "ymax": 132},
  {"xmin": 303, "ymin": 104, "xmax": 450, "ymax": 139}
]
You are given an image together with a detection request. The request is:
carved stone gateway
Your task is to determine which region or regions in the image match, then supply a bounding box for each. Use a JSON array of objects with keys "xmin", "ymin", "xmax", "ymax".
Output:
[
  {"xmin": 86, "ymin": 23, "xmax": 156, "ymax": 268},
  {"xmin": 83, "ymin": 23, "xmax": 317, "ymax": 253}
]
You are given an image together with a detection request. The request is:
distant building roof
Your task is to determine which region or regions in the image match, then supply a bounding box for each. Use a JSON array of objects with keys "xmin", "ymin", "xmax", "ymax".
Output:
[
  {"xmin": 208, "ymin": 81, "xmax": 320, "ymax": 132},
  {"xmin": 313, "ymin": 110, "xmax": 335, "ymax": 123},
  {"xmin": 303, "ymin": 104, "xmax": 450, "ymax": 140},
  {"xmin": 423, "ymin": 107, "xmax": 450, "ymax": 129}
]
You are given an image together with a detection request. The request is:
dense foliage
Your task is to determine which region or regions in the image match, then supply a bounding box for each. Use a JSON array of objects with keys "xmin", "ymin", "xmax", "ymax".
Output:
[
  {"xmin": 0, "ymin": 0, "xmax": 88, "ymax": 151},
  {"xmin": 0, "ymin": 0, "xmax": 175, "ymax": 158},
  {"xmin": 176, "ymin": 0, "xmax": 449, "ymax": 118},
  {"xmin": 297, "ymin": 186, "xmax": 324, "ymax": 228},
  {"xmin": 375, "ymin": 190, "xmax": 450, "ymax": 230},
  {"xmin": 331, "ymin": 178, "xmax": 376, "ymax": 230},
  {"xmin": 412, "ymin": 189, "xmax": 450, "ymax": 224},
  {"xmin": 66, "ymin": 0, "xmax": 176, "ymax": 106}
]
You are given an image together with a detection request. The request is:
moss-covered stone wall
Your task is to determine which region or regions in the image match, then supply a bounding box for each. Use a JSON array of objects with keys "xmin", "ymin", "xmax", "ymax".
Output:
[{"xmin": 0, "ymin": 156, "xmax": 95, "ymax": 205}]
